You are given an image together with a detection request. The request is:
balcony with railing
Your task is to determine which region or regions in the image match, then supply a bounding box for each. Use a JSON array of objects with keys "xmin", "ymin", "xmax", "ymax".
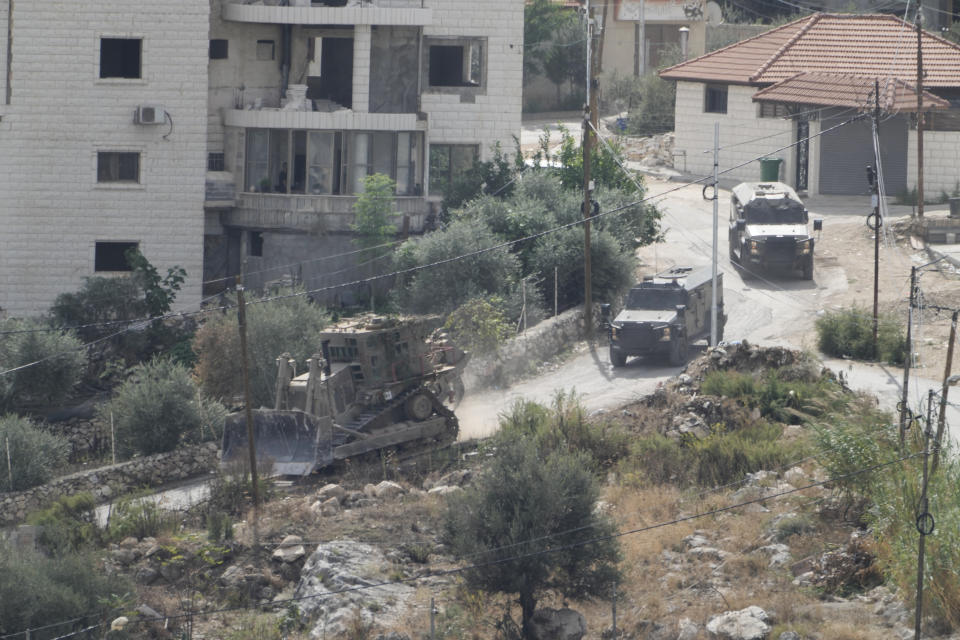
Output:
[
  {"xmin": 223, "ymin": 192, "xmax": 429, "ymax": 233},
  {"xmin": 222, "ymin": 0, "xmax": 431, "ymax": 26}
]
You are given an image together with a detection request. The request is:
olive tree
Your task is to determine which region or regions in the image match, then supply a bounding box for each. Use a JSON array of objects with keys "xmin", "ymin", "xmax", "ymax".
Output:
[
  {"xmin": 443, "ymin": 432, "xmax": 620, "ymax": 638},
  {"xmin": 0, "ymin": 414, "xmax": 70, "ymax": 491}
]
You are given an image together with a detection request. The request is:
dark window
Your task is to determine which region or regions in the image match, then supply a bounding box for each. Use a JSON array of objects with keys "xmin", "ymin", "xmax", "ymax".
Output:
[
  {"xmin": 429, "ymin": 144, "xmax": 477, "ymax": 195},
  {"xmin": 99, "ymin": 38, "xmax": 142, "ymax": 79},
  {"xmin": 426, "ymin": 40, "xmax": 483, "ymax": 87},
  {"xmin": 705, "ymin": 85, "xmax": 728, "ymax": 114},
  {"xmin": 97, "ymin": 152, "xmax": 140, "ymax": 183},
  {"xmin": 95, "ymin": 242, "xmax": 138, "ymax": 272},
  {"xmin": 208, "ymin": 152, "xmax": 225, "ymax": 171},
  {"xmin": 209, "ymin": 39, "xmax": 228, "ymax": 60},
  {"xmin": 759, "ymin": 102, "xmax": 789, "ymax": 118},
  {"xmin": 256, "ymin": 40, "xmax": 275, "ymax": 61},
  {"xmin": 249, "ymin": 231, "xmax": 264, "ymax": 257}
]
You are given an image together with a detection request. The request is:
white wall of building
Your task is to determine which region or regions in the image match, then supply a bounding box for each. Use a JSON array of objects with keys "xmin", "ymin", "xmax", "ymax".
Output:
[
  {"xmin": 0, "ymin": 0, "xmax": 208, "ymax": 317},
  {"xmin": 907, "ymin": 129, "xmax": 960, "ymax": 198},
  {"xmin": 421, "ymin": 0, "xmax": 524, "ymax": 161},
  {"xmin": 673, "ymin": 81, "xmax": 796, "ymax": 187}
]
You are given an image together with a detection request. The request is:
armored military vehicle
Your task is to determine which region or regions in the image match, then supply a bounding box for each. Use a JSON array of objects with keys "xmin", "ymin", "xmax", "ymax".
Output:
[
  {"xmin": 728, "ymin": 181, "xmax": 822, "ymax": 280},
  {"xmin": 603, "ymin": 266, "xmax": 724, "ymax": 367},
  {"xmin": 221, "ymin": 315, "xmax": 468, "ymax": 476}
]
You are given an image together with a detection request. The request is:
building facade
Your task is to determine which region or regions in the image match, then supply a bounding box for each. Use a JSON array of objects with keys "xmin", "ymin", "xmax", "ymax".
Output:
[{"xmin": 0, "ymin": 0, "xmax": 523, "ymax": 316}]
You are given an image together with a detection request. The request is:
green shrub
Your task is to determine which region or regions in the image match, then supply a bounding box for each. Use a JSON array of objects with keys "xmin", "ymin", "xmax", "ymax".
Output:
[
  {"xmin": 444, "ymin": 297, "xmax": 513, "ymax": 355},
  {"xmin": 193, "ymin": 289, "xmax": 329, "ymax": 408},
  {"xmin": 625, "ymin": 71, "xmax": 676, "ymax": 137},
  {"xmin": 0, "ymin": 414, "xmax": 70, "ymax": 491},
  {"xmin": 773, "ymin": 514, "xmax": 817, "ymax": 541},
  {"xmin": 0, "ymin": 542, "xmax": 132, "ymax": 640},
  {"xmin": 395, "ymin": 218, "xmax": 522, "ymax": 314},
  {"xmin": 209, "ymin": 458, "xmax": 274, "ymax": 517},
  {"xmin": 101, "ymin": 357, "xmax": 203, "ymax": 457},
  {"xmin": 0, "ymin": 319, "xmax": 85, "ymax": 411},
  {"xmin": 815, "ymin": 306, "xmax": 906, "ymax": 364},
  {"xmin": 207, "ymin": 511, "xmax": 234, "ymax": 542},
  {"xmin": 27, "ymin": 493, "xmax": 99, "ymax": 554},
  {"xmin": 701, "ymin": 369, "xmax": 845, "ymax": 424},
  {"xmin": 351, "ymin": 173, "xmax": 398, "ymax": 251},
  {"xmin": 106, "ymin": 492, "xmax": 177, "ymax": 541}
]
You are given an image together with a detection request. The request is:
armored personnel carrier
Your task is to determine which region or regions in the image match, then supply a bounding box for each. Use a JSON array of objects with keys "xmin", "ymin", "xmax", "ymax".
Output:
[
  {"xmin": 221, "ymin": 315, "xmax": 468, "ymax": 476},
  {"xmin": 728, "ymin": 181, "xmax": 822, "ymax": 280},
  {"xmin": 603, "ymin": 266, "xmax": 724, "ymax": 367}
]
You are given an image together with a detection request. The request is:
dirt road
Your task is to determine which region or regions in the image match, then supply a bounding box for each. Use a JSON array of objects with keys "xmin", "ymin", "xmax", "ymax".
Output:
[{"xmin": 457, "ymin": 176, "xmax": 960, "ymax": 439}]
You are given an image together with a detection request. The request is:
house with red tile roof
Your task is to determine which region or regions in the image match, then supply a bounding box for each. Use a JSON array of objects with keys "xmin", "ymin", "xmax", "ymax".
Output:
[{"xmin": 660, "ymin": 13, "xmax": 960, "ymax": 196}]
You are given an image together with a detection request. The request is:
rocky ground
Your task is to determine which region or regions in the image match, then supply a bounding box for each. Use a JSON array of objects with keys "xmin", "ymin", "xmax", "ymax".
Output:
[{"xmin": 96, "ymin": 343, "xmax": 960, "ymax": 640}]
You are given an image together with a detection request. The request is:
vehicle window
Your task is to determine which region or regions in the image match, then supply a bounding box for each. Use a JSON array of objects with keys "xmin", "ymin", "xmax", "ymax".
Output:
[
  {"xmin": 626, "ymin": 288, "xmax": 688, "ymax": 309},
  {"xmin": 743, "ymin": 198, "xmax": 807, "ymax": 224}
]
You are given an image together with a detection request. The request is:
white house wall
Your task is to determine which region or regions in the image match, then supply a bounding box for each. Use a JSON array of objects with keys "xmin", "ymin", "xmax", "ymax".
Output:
[
  {"xmin": 907, "ymin": 129, "xmax": 960, "ymax": 197},
  {"xmin": 673, "ymin": 81, "xmax": 796, "ymax": 188},
  {"xmin": 0, "ymin": 0, "xmax": 208, "ymax": 317},
  {"xmin": 421, "ymin": 0, "xmax": 523, "ymax": 161}
]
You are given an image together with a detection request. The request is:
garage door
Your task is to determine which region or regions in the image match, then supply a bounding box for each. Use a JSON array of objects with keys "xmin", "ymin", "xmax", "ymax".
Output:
[{"xmin": 818, "ymin": 111, "xmax": 907, "ymax": 196}]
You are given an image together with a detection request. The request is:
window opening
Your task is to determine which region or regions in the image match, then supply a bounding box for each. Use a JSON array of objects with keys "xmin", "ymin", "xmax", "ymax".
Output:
[
  {"xmin": 705, "ymin": 85, "xmax": 728, "ymax": 114},
  {"xmin": 249, "ymin": 231, "xmax": 264, "ymax": 257},
  {"xmin": 95, "ymin": 242, "xmax": 138, "ymax": 272},
  {"xmin": 256, "ymin": 40, "xmax": 275, "ymax": 61},
  {"xmin": 97, "ymin": 152, "xmax": 140, "ymax": 183},
  {"xmin": 427, "ymin": 41, "xmax": 482, "ymax": 87},
  {"xmin": 100, "ymin": 38, "xmax": 142, "ymax": 79},
  {"xmin": 208, "ymin": 152, "xmax": 225, "ymax": 171},
  {"xmin": 429, "ymin": 144, "xmax": 477, "ymax": 195},
  {"xmin": 209, "ymin": 39, "xmax": 228, "ymax": 60}
]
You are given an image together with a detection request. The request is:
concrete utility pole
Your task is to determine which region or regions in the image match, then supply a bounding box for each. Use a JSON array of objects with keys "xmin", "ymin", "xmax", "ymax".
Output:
[
  {"xmin": 900, "ymin": 266, "xmax": 917, "ymax": 449},
  {"xmin": 871, "ymin": 80, "xmax": 881, "ymax": 359},
  {"xmin": 710, "ymin": 123, "xmax": 719, "ymax": 347},
  {"xmin": 916, "ymin": 0, "xmax": 925, "ymax": 217},
  {"xmin": 583, "ymin": 0, "xmax": 599, "ymax": 333}
]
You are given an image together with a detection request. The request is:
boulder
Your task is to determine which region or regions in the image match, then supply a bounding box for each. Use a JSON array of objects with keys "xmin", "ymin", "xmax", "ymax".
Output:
[
  {"xmin": 678, "ymin": 617, "xmax": 700, "ymax": 640},
  {"xmin": 374, "ymin": 481, "xmax": 405, "ymax": 499},
  {"xmin": 427, "ymin": 485, "xmax": 461, "ymax": 496},
  {"xmin": 528, "ymin": 607, "xmax": 587, "ymax": 640},
  {"xmin": 706, "ymin": 606, "xmax": 770, "ymax": 640},
  {"xmin": 317, "ymin": 483, "xmax": 346, "ymax": 503},
  {"xmin": 272, "ymin": 535, "xmax": 306, "ymax": 563}
]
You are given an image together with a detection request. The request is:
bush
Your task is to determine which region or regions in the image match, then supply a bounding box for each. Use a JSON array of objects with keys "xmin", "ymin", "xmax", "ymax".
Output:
[
  {"xmin": 27, "ymin": 493, "xmax": 99, "ymax": 554},
  {"xmin": 444, "ymin": 297, "xmax": 513, "ymax": 355},
  {"xmin": 351, "ymin": 173, "xmax": 398, "ymax": 251},
  {"xmin": 106, "ymin": 491, "xmax": 177, "ymax": 541},
  {"xmin": 528, "ymin": 226, "xmax": 636, "ymax": 311},
  {"xmin": 815, "ymin": 306, "xmax": 906, "ymax": 364},
  {"xmin": 0, "ymin": 414, "xmax": 70, "ymax": 491},
  {"xmin": 701, "ymin": 369, "xmax": 846, "ymax": 424},
  {"xmin": 0, "ymin": 319, "xmax": 85, "ymax": 411},
  {"xmin": 209, "ymin": 458, "xmax": 275, "ymax": 517},
  {"xmin": 395, "ymin": 218, "xmax": 522, "ymax": 314},
  {"xmin": 193, "ymin": 290, "xmax": 329, "ymax": 408},
  {"xmin": 101, "ymin": 357, "xmax": 203, "ymax": 457},
  {"xmin": 0, "ymin": 542, "xmax": 132, "ymax": 640}
]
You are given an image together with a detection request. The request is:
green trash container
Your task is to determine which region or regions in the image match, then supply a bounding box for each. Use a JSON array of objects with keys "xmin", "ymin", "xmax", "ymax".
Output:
[{"xmin": 759, "ymin": 158, "xmax": 782, "ymax": 182}]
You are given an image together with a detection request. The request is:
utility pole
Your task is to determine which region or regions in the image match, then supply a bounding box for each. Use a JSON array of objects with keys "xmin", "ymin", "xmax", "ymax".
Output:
[
  {"xmin": 932, "ymin": 310, "xmax": 958, "ymax": 475},
  {"xmin": 710, "ymin": 123, "xmax": 719, "ymax": 347},
  {"xmin": 916, "ymin": 0, "xmax": 925, "ymax": 218},
  {"xmin": 236, "ymin": 278, "xmax": 260, "ymax": 512},
  {"xmin": 900, "ymin": 266, "xmax": 917, "ymax": 449},
  {"xmin": 583, "ymin": 0, "xmax": 598, "ymax": 333},
  {"xmin": 871, "ymin": 80, "xmax": 881, "ymax": 359},
  {"xmin": 914, "ymin": 388, "xmax": 935, "ymax": 640}
]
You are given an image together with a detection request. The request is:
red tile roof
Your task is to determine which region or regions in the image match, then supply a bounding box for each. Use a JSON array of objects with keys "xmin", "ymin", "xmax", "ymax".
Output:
[
  {"xmin": 752, "ymin": 72, "xmax": 951, "ymax": 111},
  {"xmin": 660, "ymin": 13, "xmax": 960, "ymax": 88}
]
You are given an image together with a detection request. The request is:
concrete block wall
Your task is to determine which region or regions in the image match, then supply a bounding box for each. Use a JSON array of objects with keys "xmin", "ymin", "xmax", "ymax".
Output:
[
  {"xmin": 907, "ymin": 129, "xmax": 960, "ymax": 197},
  {"xmin": 673, "ymin": 82, "xmax": 795, "ymax": 187},
  {"xmin": 0, "ymin": 0, "xmax": 208, "ymax": 317},
  {"xmin": 421, "ymin": 0, "xmax": 523, "ymax": 161}
]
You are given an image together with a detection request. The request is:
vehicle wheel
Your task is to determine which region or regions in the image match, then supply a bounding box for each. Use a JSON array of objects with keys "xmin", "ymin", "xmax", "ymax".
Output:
[
  {"xmin": 669, "ymin": 336, "xmax": 688, "ymax": 366},
  {"xmin": 610, "ymin": 345, "xmax": 627, "ymax": 367},
  {"xmin": 802, "ymin": 255, "xmax": 814, "ymax": 280},
  {"xmin": 405, "ymin": 392, "xmax": 434, "ymax": 421}
]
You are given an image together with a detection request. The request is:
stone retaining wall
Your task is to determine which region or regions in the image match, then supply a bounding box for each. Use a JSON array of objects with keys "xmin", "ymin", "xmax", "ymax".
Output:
[
  {"xmin": 463, "ymin": 305, "xmax": 597, "ymax": 391},
  {"xmin": 0, "ymin": 442, "xmax": 219, "ymax": 526}
]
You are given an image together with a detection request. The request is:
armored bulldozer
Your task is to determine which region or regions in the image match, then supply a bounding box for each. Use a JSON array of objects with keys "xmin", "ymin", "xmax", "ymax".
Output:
[{"xmin": 221, "ymin": 315, "xmax": 469, "ymax": 476}]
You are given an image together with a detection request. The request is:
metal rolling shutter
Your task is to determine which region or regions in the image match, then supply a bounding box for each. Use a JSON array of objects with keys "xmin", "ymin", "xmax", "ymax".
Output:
[{"xmin": 818, "ymin": 113, "xmax": 907, "ymax": 196}]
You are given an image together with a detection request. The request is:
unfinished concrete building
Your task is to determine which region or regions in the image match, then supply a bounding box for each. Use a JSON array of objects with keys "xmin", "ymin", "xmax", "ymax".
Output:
[{"xmin": 204, "ymin": 0, "xmax": 524, "ymax": 304}]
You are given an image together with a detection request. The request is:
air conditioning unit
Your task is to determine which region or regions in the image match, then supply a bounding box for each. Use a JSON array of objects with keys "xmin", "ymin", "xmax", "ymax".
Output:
[{"xmin": 134, "ymin": 105, "xmax": 166, "ymax": 125}]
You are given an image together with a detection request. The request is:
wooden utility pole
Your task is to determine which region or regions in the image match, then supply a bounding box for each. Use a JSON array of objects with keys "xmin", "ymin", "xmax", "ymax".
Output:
[
  {"xmin": 900, "ymin": 266, "xmax": 917, "ymax": 449},
  {"xmin": 236, "ymin": 278, "xmax": 260, "ymax": 512},
  {"xmin": 583, "ymin": 0, "xmax": 599, "ymax": 333},
  {"xmin": 932, "ymin": 310, "xmax": 958, "ymax": 475},
  {"xmin": 871, "ymin": 80, "xmax": 881, "ymax": 358},
  {"xmin": 916, "ymin": 0, "xmax": 925, "ymax": 217}
]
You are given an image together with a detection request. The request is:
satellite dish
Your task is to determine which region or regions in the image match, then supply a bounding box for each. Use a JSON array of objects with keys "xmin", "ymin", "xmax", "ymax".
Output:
[{"xmin": 705, "ymin": 1, "xmax": 723, "ymax": 26}]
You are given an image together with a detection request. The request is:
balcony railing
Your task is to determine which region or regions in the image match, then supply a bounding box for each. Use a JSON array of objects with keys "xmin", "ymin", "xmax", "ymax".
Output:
[
  {"xmin": 225, "ymin": 192, "xmax": 430, "ymax": 233},
  {"xmin": 222, "ymin": 0, "xmax": 431, "ymax": 26}
]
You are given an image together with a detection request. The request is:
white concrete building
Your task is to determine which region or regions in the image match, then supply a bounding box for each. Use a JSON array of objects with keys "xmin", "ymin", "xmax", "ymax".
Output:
[
  {"xmin": 0, "ymin": 0, "xmax": 523, "ymax": 316},
  {"xmin": 0, "ymin": 0, "xmax": 209, "ymax": 317}
]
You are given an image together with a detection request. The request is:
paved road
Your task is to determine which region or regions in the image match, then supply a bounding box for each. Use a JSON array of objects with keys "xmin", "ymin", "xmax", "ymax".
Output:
[{"xmin": 458, "ymin": 178, "xmax": 959, "ymax": 440}]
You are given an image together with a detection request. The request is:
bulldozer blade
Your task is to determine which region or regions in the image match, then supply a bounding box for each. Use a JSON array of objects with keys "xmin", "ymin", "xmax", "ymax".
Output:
[{"xmin": 221, "ymin": 409, "xmax": 333, "ymax": 476}]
